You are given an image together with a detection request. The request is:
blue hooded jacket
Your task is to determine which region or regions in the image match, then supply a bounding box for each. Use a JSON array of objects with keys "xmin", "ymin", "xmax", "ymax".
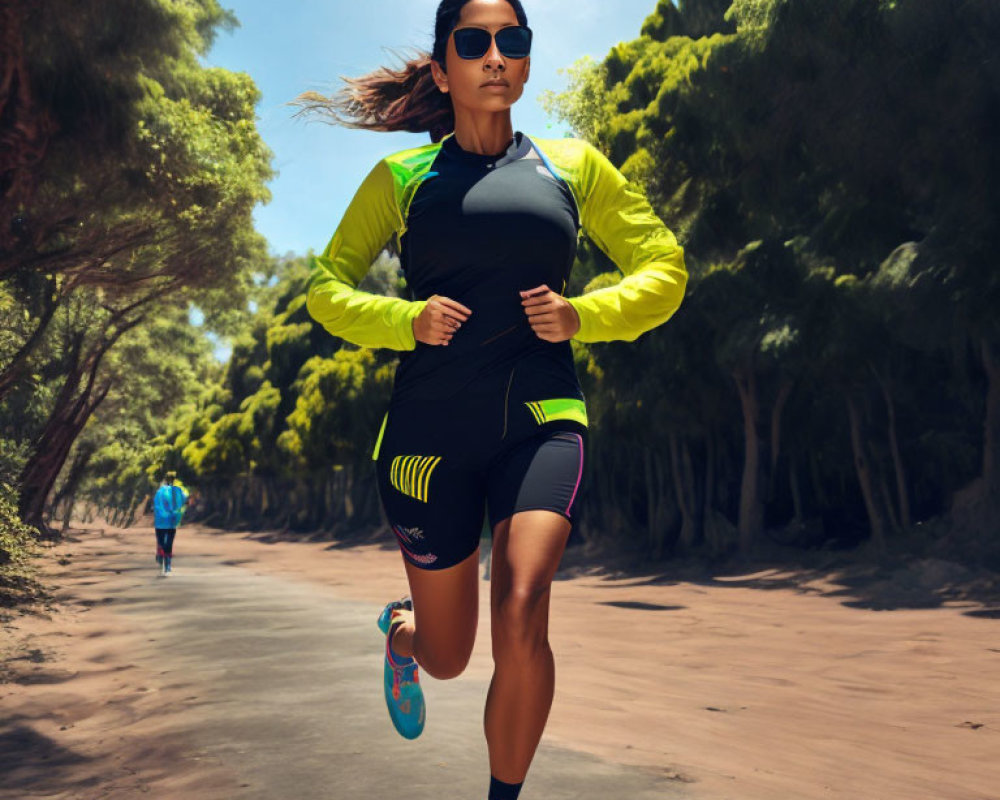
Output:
[{"xmin": 153, "ymin": 483, "xmax": 186, "ymax": 529}]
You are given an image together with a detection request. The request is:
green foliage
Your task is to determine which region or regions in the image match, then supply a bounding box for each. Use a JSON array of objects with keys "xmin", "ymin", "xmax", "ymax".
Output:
[
  {"xmin": 6, "ymin": 0, "xmax": 273, "ymax": 299},
  {"xmin": 0, "ymin": 440, "xmax": 30, "ymax": 488},
  {"xmin": 641, "ymin": 0, "xmax": 687, "ymax": 41},
  {"xmin": 85, "ymin": 244, "xmax": 407, "ymax": 497},
  {"xmin": 29, "ymin": 0, "xmax": 999, "ymax": 560},
  {"xmin": 183, "ymin": 412, "xmax": 250, "ymax": 478},
  {"xmin": 281, "ymin": 349, "xmax": 393, "ymax": 470},
  {"xmin": 539, "ymin": 57, "xmax": 611, "ymax": 152},
  {"xmin": 1, "ymin": 0, "xmax": 275, "ymax": 530},
  {"xmin": 539, "ymin": 0, "xmax": 1000, "ymax": 552},
  {"xmin": 724, "ymin": 0, "xmax": 784, "ymax": 44},
  {"xmin": 641, "ymin": 0, "xmax": 737, "ymax": 40},
  {"xmin": 67, "ymin": 302, "xmax": 223, "ymax": 516},
  {"xmin": 0, "ymin": 482, "xmax": 37, "ymax": 582}
]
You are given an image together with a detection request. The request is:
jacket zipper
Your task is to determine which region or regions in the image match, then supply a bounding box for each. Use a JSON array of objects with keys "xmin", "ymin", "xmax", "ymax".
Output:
[{"xmin": 501, "ymin": 365, "xmax": 516, "ymax": 439}]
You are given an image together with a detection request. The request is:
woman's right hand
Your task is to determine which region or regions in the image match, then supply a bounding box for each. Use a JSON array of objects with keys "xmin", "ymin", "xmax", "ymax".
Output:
[{"xmin": 413, "ymin": 295, "xmax": 472, "ymax": 346}]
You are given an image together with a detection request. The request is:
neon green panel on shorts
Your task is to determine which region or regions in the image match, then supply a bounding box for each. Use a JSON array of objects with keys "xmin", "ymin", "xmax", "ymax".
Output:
[{"xmin": 524, "ymin": 398, "xmax": 589, "ymax": 427}]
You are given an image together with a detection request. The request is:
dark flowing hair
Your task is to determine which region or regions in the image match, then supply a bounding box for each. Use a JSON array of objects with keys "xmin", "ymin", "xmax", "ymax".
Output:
[{"xmin": 292, "ymin": 0, "xmax": 529, "ymax": 143}]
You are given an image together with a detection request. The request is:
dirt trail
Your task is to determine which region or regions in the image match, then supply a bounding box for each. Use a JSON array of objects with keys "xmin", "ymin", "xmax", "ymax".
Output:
[{"xmin": 1, "ymin": 522, "xmax": 998, "ymax": 799}]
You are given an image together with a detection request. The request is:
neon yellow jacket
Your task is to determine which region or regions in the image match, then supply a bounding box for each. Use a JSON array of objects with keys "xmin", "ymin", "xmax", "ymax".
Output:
[{"xmin": 306, "ymin": 134, "xmax": 687, "ymax": 348}]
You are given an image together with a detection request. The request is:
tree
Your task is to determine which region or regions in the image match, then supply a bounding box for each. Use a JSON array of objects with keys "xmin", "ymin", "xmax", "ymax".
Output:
[
  {"xmin": 1, "ymin": 0, "xmax": 273, "ymax": 529},
  {"xmin": 1, "ymin": 0, "xmax": 272, "ymax": 403},
  {"xmin": 541, "ymin": 0, "xmax": 1000, "ymax": 557}
]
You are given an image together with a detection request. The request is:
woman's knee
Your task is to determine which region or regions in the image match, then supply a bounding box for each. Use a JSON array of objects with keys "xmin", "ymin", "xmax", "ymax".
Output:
[
  {"xmin": 493, "ymin": 584, "xmax": 551, "ymax": 654},
  {"xmin": 415, "ymin": 643, "xmax": 472, "ymax": 680}
]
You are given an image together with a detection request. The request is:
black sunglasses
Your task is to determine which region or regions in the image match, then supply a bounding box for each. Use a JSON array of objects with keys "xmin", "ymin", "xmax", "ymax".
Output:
[{"xmin": 452, "ymin": 25, "xmax": 532, "ymax": 60}]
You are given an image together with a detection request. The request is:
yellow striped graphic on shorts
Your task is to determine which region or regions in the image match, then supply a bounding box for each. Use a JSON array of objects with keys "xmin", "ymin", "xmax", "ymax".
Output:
[{"xmin": 390, "ymin": 455, "xmax": 442, "ymax": 503}]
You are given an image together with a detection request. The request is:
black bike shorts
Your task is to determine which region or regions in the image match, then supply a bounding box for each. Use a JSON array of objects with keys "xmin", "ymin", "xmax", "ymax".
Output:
[{"xmin": 372, "ymin": 374, "xmax": 587, "ymax": 571}]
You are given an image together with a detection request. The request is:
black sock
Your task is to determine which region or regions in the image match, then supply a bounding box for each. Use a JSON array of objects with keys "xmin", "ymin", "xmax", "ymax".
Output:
[{"xmin": 488, "ymin": 775, "xmax": 523, "ymax": 800}]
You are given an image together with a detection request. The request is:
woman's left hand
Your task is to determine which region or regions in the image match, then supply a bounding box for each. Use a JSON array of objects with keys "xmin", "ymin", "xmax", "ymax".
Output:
[{"xmin": 520, "ymin": 284, "xmax": 580, "ymax": 343}]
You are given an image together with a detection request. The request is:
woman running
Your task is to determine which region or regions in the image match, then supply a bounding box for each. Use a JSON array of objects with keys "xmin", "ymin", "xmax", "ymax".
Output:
[{"xmin": 302, "ymin": 1, "xmax": 687, "ymax": 798}]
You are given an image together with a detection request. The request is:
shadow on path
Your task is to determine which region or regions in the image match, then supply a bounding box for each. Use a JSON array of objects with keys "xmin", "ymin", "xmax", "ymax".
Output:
[{"xmin": 0, "ymin": 724, "xmax": 97, "ymax": 796}]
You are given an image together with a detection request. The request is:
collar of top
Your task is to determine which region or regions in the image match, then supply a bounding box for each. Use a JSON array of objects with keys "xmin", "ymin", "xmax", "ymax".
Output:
[{"xmin": 441, "ymin": 130, "xmax": 531, "ymax": 169}]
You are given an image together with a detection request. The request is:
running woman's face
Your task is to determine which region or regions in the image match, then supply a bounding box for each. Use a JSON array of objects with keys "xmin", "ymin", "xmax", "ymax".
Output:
[{"xmin": 430, "ymin": 0, "xmax": 530, "ymax": 115}]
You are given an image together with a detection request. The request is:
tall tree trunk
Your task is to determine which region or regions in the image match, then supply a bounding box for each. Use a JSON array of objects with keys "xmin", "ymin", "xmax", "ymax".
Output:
[
  {"xmin": 19, "ymin": 382, "xmax": 110, "ymax": 531},
  {"xmin": 767, "ymin": 379, "xmax": 793, "ymax": 502},
  {"xmin": 733, "ymin": 364, "xmax": 763, "ymax": 553},
  {"xmin": 17, "ymin": 350, "xmax": 89, "ymax": 529},
  {"xmin": 982, "ymin": 338, "xmax": 1000, "ymax": 502},
  {"xmin": 343, "ymin": 468, "xmax": 354, "ymax": 522},
  {"xmin": 17, "ymin": 315, "xmax": 139, "ymax": 529},
  {"xmin": 643, "ymin": 447, "xmax": 665, "ymax": 556},
  {"xmin": 789, "ymin": 454, "xmax": 803, "ymax": 522},
  {"xmin": 669, "ymin": 432, "xmax": 694, "ymax": 552},
  {"xmin": 809, "ymin": 448, "xmax": 828, "ymax": 508},
  {"xmin": 702, "ymin": 430, "xmax": 724, "ymax": 556},
  {"xmin": 682, "ymin": 438, "xmax": 700, "ymax": 549},
  {"xmin": 51, "ymin": 443, "xmax": 95, "ymax": 529},
  {"xmin": 49, "ymin": 443, "xmax": 94, "ymax": 515},
  {"xmin": 703, "ymin": 427, "xmax": 715, "ymax": 523},
  {"xmin": 873, "ymin": 368, "xmax": 912, "ymax": 529},
  {"xmin": 879, "ymin": 472, "xmax": 901, "ymax": 534},
  {"xmin": 127, "ymin": 492, "xmax": 149, "ymax": 528},
  {"xmin": 846, "ymin": 393, "xmax": 887, "ymax": 552}
]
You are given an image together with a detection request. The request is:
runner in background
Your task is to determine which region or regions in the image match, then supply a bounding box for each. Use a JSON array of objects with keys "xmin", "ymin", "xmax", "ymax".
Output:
[{"xmin": 153, "ymin": 471, "xmax": 187, "ymax": 576}]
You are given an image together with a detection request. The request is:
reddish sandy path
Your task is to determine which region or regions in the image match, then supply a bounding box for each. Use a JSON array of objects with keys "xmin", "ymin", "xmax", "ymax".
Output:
[{"xmin": 2, "ymin": 521, "xmax": 998, "ymax": 800}]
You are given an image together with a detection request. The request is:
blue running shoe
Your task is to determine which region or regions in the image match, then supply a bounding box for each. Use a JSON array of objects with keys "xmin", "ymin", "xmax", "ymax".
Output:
[{"xmin": 377, "ymin": 598, "xmax": 425, "ymax": 739}]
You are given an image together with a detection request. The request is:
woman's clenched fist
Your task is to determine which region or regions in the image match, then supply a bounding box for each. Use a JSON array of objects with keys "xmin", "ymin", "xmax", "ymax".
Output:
[
  {"xmin": 413, "ymin": 294, "xmax": 472, "ymax": 346},
  {"xmin": 520, "ymin": 284, "xmax": 581, "ymax": 343}
]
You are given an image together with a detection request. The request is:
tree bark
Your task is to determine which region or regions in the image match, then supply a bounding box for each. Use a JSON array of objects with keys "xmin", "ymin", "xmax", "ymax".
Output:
[
  {"xmin": 703, "ymin": 428, "xmax": 715, "ymax": 520},
  {"xmin": 18, "ymin": 313, "xmax": 141, "ymax": 529},
  {"xmin": 19, "ymin": 381, "xmax": 111, "ymax": 531},
  {"xmin": 682, "ymin": 438, "xmax": 700, "ymax": 549},
  {"xmin": 703, "ymin": 428, "xmax": 721, "ymax": 549},
  {"xmin": 124, "ymin": 492, "xmax": 147, "ymax": 528},
  {"xmin": 809, "ymin": 448, "xmax": 828, "ymax": 508},
  {"xmin": 643, "ymin": 447, "xmax": 663, "ymax": 555},
  {"xmin": 733, "ymin": 364, "xmax": 763, "ymax": 553},
  {"xmin": 789, "ymin": 455, "xmax": 803, "ymax": 522},
  {"xmin": 669, "ymin": 432, "xmax": 694, "ymax": 553},
  {"xmin": 873, "ymin": 368, "xmax": 912, "ymax": 530},
  {"xmin": 846, "ymin": 393, "xmax": 887, "ymax": 552},
  {"xmin": 767, "ymin": 379, "xmax": 793, "ymax": 502},
  {"xmin": 51, "ymin": 442, "xmax": 96, "ymax": 529},
  {"xmin": 879, "ymin": 471, "xmax": 901, "ymax": 534},
  {"xmin": 17, "ymin": 349, "xmax": 89, "ymax": 528}
]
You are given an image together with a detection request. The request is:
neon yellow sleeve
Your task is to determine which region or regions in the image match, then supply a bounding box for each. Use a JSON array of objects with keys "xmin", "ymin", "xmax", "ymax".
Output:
[
  {"xmin": 567, "ymin": 142, "xmax": 688, "ymax": 343},
  {"xmin": 306, "ymin": 159, "xmax": 427, "ymax": 351}
]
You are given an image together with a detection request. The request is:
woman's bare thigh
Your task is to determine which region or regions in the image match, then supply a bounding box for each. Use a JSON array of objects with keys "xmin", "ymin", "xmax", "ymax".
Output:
[{"xmin": 402, "ymin": 545, "xmax": 480, "ymax": 674}]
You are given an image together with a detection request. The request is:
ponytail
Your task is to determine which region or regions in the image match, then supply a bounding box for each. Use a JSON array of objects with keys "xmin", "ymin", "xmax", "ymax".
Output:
[{"xmin": 293, "ymin": 50, "xmax": 455, "ymax": 143}]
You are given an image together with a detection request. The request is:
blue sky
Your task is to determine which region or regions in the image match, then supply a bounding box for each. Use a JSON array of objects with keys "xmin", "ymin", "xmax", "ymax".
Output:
[{"xmin": 203, "ymin": 0, "xmax": 662, "ymax": 257}]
